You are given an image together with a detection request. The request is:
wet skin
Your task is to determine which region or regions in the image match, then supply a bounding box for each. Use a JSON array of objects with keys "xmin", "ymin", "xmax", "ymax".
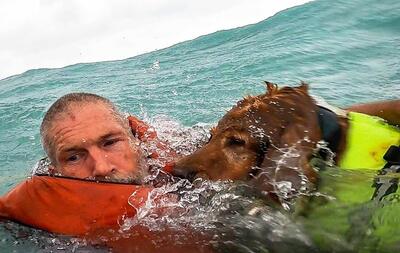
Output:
[{"xmin": 49, "ymin": 103, "xmax": 141, "ymax": 181}]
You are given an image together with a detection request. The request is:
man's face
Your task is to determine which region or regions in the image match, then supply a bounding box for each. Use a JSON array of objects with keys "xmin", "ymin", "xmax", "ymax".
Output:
[{"xmin": 48, "ymin": 102, "xmax": 142, "ymax": 181}]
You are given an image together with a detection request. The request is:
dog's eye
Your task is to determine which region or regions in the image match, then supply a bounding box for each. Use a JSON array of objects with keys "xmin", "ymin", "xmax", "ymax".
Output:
[{"xmin": 227, "ymin": 137, "xmax": 246, "ymax": 146}]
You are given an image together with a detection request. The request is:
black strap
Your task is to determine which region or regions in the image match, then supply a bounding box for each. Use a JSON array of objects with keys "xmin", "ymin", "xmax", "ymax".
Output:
[
  {"xmin": 383, "ymin": 145, "xmax": 400, "ymax": 164},
  {"xmin": 317, "ymin": 106, "xmax": 342, "ymax": 155}
]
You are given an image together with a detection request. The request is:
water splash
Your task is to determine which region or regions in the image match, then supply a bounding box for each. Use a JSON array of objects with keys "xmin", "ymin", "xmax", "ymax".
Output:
[
  {"xmin": 145, "ymin": 114, "xmax": 211, "ymax": 156},
  {"xmin": 118, "ymin": 175, "xmax": 316, "ymax": 252}
]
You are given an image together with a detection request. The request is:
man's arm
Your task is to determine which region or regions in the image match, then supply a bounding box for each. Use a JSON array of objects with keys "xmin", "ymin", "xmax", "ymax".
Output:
[{"xmin": 346, "ymin": 100, "xmax": 400, "ymax": 126}]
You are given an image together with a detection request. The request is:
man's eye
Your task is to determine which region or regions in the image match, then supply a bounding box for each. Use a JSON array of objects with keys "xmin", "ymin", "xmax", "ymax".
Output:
[
  {"xmin": 103, "ymin": 139, "xmax": 119, "ymax": 147},
  {"xmin": 67, "ymin": 154, "xmax": 81, "ymax": 163}
]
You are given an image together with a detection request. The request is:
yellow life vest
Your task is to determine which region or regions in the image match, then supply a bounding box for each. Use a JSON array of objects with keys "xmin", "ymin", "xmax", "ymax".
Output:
[{"xmin": 338, "ymin": 112, "xmax": 400, "ymax": 170}]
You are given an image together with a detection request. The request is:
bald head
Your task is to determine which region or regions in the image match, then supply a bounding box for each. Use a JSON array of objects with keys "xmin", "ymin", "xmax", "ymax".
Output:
[{"xmin": 40, "ymin": 93, "xmax": 129, "ymax": 163}]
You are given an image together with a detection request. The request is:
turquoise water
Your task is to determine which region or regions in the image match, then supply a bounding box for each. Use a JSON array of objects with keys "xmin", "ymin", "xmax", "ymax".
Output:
[{"xmin": 1, "ymin": 0, "xmax": 400, "ymax": 251}]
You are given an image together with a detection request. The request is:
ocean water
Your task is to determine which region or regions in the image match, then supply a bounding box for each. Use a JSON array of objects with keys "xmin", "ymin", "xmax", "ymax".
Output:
[{"xmin": 1, "ymin": 0, "xmax": 400, "ymax": 252}]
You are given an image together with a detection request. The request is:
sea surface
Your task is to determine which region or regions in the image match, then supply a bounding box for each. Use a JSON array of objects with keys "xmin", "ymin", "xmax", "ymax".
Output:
[{"xmin": 1, "ymin": 0, "xmax": 399, "ymax": 252}]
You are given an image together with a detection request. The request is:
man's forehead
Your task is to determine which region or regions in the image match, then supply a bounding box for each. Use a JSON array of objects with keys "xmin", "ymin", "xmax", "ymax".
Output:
[
  {"xmin": 53, "ymin": 102, "xmax": 113, "ymax": 122},
  {"xmin": 51, "ymin": 112, "xmax": 127, "ymax": 150},
  {"xmin": 49, "ymin": 102, "xmax": 125, "ymax": 139}
]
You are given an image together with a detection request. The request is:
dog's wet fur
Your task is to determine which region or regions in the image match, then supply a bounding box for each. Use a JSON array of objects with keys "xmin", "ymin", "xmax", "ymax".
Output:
[{"xmin": 173, "ymin": 82, "xmax": 348, "ymax": 205}]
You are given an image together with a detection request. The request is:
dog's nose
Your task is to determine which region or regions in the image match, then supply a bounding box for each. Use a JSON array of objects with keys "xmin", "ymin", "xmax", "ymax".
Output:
[{"xmin": 171, "ymin": 165, "xmax": 197, "ymax": 181}]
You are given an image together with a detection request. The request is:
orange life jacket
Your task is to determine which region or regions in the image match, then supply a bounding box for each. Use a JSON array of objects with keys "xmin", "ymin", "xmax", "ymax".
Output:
[
  {"xmin": 0, "ymin": 176, "xmax": 214, "ymax": 253},
  {"xmin": 0, "ymin": 175, "xmax": 151, "ymax": 235}
]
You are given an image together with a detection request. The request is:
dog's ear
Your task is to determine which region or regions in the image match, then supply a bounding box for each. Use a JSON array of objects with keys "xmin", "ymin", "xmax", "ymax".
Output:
[
  {"xmin": 265, "ymin": 123, "xmax": 318, "ymax": 182},
  {"xmin": 253, "ymin": 94, "xmax": 321, "ymax": 206},
  {"xmin": 298, "ymin": 81, "xmax": 309, "ymax": 93},
  {"xmin": 264, "ymin": 81, "xmax": 279, "ymax": 96},
  {"xmin": 253, "ymin": 124, "xmax": 319, "ymax": 208}
]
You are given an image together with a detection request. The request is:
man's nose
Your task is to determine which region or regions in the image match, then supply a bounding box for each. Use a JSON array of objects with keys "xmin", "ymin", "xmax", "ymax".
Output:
[{"xmin": 90, "ymin": 149, "xmax": 115, "ymax": 178}]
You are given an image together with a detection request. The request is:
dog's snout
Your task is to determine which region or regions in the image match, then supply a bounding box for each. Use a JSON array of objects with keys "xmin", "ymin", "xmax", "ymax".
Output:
[{"xmin": 171, "ymin": 165, "xmax": 197, "ymax": 181}]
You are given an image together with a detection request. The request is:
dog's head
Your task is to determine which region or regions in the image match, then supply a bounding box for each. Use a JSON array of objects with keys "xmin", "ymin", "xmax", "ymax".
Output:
[{"xmin": 173, "ymin": 82, "xmax": 321, "ymax": 197}]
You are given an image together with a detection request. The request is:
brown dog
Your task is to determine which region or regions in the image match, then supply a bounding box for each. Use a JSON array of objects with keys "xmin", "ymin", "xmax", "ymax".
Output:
[{"xmin": 172, "ymin": 82, "xmax": 350, "ymax": 203}]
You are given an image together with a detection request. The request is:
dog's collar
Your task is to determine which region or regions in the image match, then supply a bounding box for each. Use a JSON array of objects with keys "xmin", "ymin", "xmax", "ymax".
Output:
[{"xmin": 317, "ymin": 106, "xmax": 342, "ymax": 154}]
